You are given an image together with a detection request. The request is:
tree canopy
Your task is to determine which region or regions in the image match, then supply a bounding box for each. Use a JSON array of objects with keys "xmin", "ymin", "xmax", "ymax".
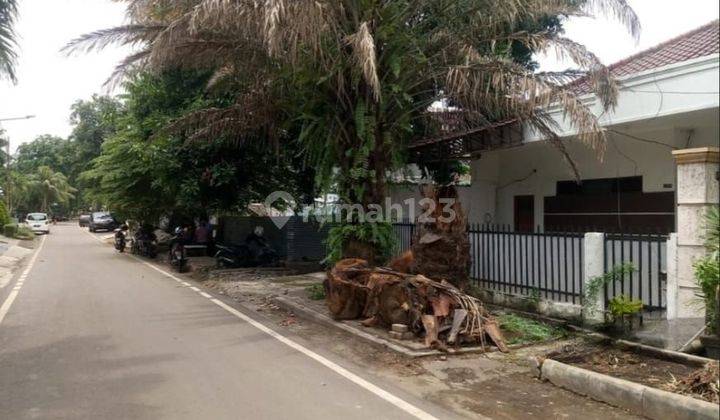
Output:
[
  {"xmin": 66, "ymin": 0, "xmax": 640, "ymax": 260},
  {"xmin": 80, "ymin": 69, "xmax": 312, "ymax": 224}
]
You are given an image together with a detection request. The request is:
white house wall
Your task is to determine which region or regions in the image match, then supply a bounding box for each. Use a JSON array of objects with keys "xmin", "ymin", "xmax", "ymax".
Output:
[
  {"xmin": 390, "ymin": 55, "xmax": 719, "ymax": 229},
  {"xmin": 390, "ymin": 115, "xmax": 718, "ymax": 227},
  {"xmin": 526, "ymin": 55, "xmax": 720, "ymax": 142},
  {"xmin": 471, "ymin": 115, "xmax": 719, "ymax": 228}
]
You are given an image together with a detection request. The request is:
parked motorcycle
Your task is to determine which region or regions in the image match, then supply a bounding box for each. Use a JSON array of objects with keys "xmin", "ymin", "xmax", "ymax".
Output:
[
  {"xmin": 131, "ymin": 226, "xmax": 157, "ymax": 258},
  {"xmin": 114, "ymin": 226, "xmax": 128, "ymax": 253},
  {"xmin": 214, "ymin": 244, "xmax": 252, "ymax": 268},
  {"xmin": 169, "ymin": 227, "xmax": 188, "ymax": 272},
  {"xmin": 214, "ymin": 227, "xmax": 279, "ymax": 268}
]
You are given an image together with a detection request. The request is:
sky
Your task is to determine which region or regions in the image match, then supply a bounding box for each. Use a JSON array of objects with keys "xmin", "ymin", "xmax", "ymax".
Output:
[{"xmin": 0, "ymin": 0, "xmax": 719, "ymax": 153}]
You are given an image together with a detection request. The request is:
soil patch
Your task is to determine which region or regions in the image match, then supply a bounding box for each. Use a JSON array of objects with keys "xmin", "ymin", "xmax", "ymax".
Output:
[{"xmin": 550, "ymin": 343, "xmax": 720, "ymax": 403}]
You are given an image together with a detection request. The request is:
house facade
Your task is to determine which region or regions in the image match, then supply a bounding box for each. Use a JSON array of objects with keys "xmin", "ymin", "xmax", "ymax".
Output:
[{"xmin": 394, "ymin": 21, "xmax": 719, "ymax": 234}]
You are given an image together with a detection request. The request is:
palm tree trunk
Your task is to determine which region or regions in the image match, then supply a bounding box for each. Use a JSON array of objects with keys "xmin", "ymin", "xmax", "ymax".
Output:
[{"xmin": 411, "ymin": 184, "xmax": 471, "ymax": 290}]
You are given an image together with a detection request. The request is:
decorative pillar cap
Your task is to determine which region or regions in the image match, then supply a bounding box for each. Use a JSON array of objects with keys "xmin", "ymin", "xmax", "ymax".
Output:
[{"xmin": 672, "ymin": 147, "xmax": 719, "ymax": 164}]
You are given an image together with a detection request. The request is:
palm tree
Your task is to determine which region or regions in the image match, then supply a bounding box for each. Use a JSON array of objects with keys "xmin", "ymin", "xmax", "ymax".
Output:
[
  {"xmin": 28, "ymin": 166, "xmax": 77, "ymax": 213},
  {"xmin": 66, "ymin": 0, "xmax": 640, "ymax": 264},
  {"xmin": 0, "ymin": 0, "xmax": 18, "ymax": 83}
]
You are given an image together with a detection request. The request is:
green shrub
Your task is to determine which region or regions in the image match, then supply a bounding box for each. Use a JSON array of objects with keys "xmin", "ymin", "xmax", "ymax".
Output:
[
  {"xmin": 305, "ymin": 283, "xmax": 326, "ymax": 300},
  {"xmin": 0, "ymin": 202, "xmax": 10, "ymax": 227},
  {"xmin": 324, "ymin": 221, "xmax": 395, "ymax": 265},
  {"xmin": 608, "ymin": 295, "xmax": 644, "ymax": 319},
  {"xmin": 15, "ymin": 225, "xmax": 34, "ymax": 240},
  {"xmin": 583, "ymin": 263, "xmax": 636, "ymax": 316},
  {"xmin": 3, "ymin": 223, "xmax": 18, "ymax": 238},
  {"xmin": 498, "ymin": 313, "xmax": 565, "ymax": 345},
  {"xmin": 695, "ymin": 206, "xmax": 720, "ymax": 334}
]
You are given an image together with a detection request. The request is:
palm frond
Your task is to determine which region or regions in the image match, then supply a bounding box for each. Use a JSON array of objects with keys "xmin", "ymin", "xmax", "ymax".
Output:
[
  {"xmin": 0, "ymin": 0, "xmax": 19, "ymax": 83},
  {"xmin": 345, "ymin": 21, "xmax": 381, "ymax": 102},
  {"xmin": 105, "ymin": 48, "xmax": 152, "ymax": 89},
  {"xmin": 62, "ymin": 24, "xmax": 166, "ymax": 55}
]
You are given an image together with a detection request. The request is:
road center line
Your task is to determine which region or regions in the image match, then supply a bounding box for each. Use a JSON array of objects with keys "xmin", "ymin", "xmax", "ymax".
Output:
[
  {"xmin": 0, "ymin": 235, "xmax": 47, "ymax": 326},
  {"xmin": 83, "ymin": 228, "xmax": 438, "ymax": 420}
]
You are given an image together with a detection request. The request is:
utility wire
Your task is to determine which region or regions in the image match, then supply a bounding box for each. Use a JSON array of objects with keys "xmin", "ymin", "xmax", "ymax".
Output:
[
  {"xmin": 627, "ymin": 89, "xmax": 720, "ymax": 94},
  {"xmin": 608, "ymin": 129, "xmax": 677, "ymax": 150}
]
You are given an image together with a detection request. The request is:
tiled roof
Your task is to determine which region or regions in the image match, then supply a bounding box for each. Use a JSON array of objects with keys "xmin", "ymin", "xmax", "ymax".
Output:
[{"xmin": 574, "ymin": 20, "xmax": 719, "ymax": 93}]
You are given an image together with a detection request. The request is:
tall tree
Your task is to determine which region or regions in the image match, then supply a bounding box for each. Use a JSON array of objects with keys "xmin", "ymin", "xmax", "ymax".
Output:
[
  {"xmin": 13, "ymin": 135, "xmax": 75, "ymax": 175},
  {"xmin": 81, "ymin": 70, "xmax": 309, "ymax": 224},
  {"xmin": 27, "ymin": 166, "xmax": 76, "ymax": 212},
  {"xmin": 68, "ymin": 0, "xmax": 639, "ymax": 262},
  {"xmin": 69, "ymin": 95, "xmax": 124, "ymax": 169},
  {"xmin": 0, "ymin": 0, "xmax": 18, "ymax": 83}
]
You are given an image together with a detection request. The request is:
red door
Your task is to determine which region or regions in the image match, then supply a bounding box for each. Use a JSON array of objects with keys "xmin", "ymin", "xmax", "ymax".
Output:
[{"xmin": 514, "ymin": 195, "xmax": 534, "ymax": 232}]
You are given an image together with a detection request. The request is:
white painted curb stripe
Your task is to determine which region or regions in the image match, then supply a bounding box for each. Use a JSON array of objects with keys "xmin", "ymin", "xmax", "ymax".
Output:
[
  {"xmin": 83, "ymin": 228, "xmax": 438, "ymax": 420},
  {"xmin": 0, "ymin": 235, "xmax": 47, "ymax": 326}
]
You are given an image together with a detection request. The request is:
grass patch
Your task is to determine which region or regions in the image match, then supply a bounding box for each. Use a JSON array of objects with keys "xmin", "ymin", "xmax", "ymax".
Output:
[
  {"xmin": 498, "ymin": 313, "xmax": 565, "ymax": 345},
  {"xmin": 15, "ymin": 225, "xmax": 35, "ymax": 240},
  {"xmin": 305, "ymin": 283, "xmax": 326, "ymax": 300}
]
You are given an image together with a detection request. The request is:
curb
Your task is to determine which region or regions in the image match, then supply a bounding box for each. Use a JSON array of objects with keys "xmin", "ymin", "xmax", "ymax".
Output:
[
  {"xmin": 272, "ymin": 296, "xmax": 438, "ymax": 357},
  {"xmin": 272, "ymin": 296, "xmax": 497, "ymax": 358},
  {"xmin": 614, "ymin": 339, "xmax": 715, "ymax": 366},
  {"xmin": 541, "ymin": 359, "xmax": 720, "ymax": 420}
]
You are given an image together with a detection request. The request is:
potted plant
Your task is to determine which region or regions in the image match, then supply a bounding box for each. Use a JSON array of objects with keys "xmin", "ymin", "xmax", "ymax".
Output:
[
  {"xmin": 608, "ymin": 294, "xmax": 644, "ymax": 333},
  {"xmin": 695, "ymin": 206, "xmax": 720, "ymax": 359}
]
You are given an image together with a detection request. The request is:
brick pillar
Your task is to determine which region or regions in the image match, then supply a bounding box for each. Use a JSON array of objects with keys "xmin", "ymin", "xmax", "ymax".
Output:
[{"xmin": 669, "ymin": 147, "xmax": 719, "ymax": 319}]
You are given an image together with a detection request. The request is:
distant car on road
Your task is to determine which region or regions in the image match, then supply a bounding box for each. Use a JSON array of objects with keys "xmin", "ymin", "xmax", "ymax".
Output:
[
  {"xmin": 26, "ymin": 213, "xmax": 51, "ymax": 234},
  {"xmin": 78, "ymin": 214, "xmax": 92, "ymax": 227},
  {"xmin": 89, "ymin": 212, "xmax": 119, "ymax": 233}
]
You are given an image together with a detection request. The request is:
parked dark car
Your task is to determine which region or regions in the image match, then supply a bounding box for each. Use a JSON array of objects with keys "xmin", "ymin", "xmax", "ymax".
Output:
[
  {"xmin": 78, "ymin": 214, "xmax": 92, "ymax": 227},
  {"xmin": 89, "ymin": 212, "xmax": 119, "ymax": 232}
]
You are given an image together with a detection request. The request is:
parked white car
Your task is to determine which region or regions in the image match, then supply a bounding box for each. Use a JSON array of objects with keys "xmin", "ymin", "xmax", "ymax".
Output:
[{"xmin": 26, "ymin": 213, "xmax": 51, "ymax": 234}]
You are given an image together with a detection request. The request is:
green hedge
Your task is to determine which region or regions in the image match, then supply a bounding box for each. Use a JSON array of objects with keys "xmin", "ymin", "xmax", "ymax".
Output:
[
  {"xmin": 0, "ymin": 202, "xmax": 9, "ymax": 227},
  {"xmin": 15, "ymin": 225, "xmax": 34, "ymax": 240},
  {"xmin": 3, "ymin": 223, "xmax": 18, "ymax": 238}
]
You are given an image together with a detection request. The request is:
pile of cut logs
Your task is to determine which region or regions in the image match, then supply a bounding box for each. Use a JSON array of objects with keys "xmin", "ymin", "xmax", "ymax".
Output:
[{"xmin": 324, "ymin": 258, "xmax": 507, "ymax": 352}]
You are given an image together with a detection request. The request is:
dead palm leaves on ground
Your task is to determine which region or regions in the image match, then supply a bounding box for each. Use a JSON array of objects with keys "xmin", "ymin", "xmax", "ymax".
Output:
[
  {"xmin": 665, "ymin": 362, "xmax": 720, "ymax": 404},
  {"xmin": 324, "ymin": 258, "xmax": 507, "ymax": 352}
]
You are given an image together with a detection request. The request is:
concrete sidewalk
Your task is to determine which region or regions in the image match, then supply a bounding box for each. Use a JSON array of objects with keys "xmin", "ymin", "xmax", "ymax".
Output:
[{"xmin": 0, "ymin": 236, "xmax": 33, "ymax": 289}]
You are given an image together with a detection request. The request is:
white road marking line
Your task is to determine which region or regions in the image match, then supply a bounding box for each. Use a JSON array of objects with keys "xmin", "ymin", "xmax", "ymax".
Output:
[
  {"xmin": 189, "ymin": 286, "xmax": 200, "ymax": 292},
  {"xmin": 208, "ymin": 298, "xmax": 439, "ymax": 420},
  {"xmin": 0, "ymin": 235, "xmax": 47, "ymax": 326},
  {"xmin": 82, "ymin": 226, "xmax": 438, "ymax": 419}
]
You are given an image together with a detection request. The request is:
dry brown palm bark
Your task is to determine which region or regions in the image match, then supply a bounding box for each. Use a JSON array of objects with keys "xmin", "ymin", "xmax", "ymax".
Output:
[
  {"xmin": 411, "ymin": 184, "xmax": 471, "ymax": 290},
  {"xmin": 323, "ymin": 259, "xmax": 507, "ymax": 352}
]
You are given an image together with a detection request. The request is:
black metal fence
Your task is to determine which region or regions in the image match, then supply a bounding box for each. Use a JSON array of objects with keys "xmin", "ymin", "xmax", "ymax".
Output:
[
  {"xmin": 603, "ymin": 233, "xmax": 668, "ymax": 310},
  {"xmin": 218, "ymin": 216, "xmax": 331, "ymax": 261},
  {"xmin": 219, "ymin": 216, "xmax": 669, "ymax": 310},
  {"xmin": 468, "ymin": 224, "xmax": 585, "ymax": 304}
]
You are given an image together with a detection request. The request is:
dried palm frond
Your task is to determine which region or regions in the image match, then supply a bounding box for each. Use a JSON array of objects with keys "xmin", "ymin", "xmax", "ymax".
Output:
[
  {"xmin": 73, "ymin": 0, "xmax": 640, "ymax": 177},
  {"xmin": 0, "ymin": 0, "xmax": 19, "ymax": 83},
  {"xmin": 62, "ymin": 24, "xmax": 167, "ymax": 55},
  {"xmin": 344, "ymin": 21, "xmax": 381, "ymax": 102}
]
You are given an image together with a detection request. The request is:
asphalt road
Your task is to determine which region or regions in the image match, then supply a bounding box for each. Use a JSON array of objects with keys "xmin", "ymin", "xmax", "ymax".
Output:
[{"xmin": 0, "ymin": 225, "xmax": 452, "ymax": 420}]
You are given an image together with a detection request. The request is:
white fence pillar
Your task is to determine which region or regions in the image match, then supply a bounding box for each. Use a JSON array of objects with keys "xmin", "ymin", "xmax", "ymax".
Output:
[
  {"xmin": 583, "ymin": 232, "xmax": 605, "ymax": 324},
  {"xmin": 665, "ymin": 233, "xmax": 679, "ymax": 320},
  {"xmin": 670, "ymin": 147, "xmax": 719, "ymax": 319}
]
